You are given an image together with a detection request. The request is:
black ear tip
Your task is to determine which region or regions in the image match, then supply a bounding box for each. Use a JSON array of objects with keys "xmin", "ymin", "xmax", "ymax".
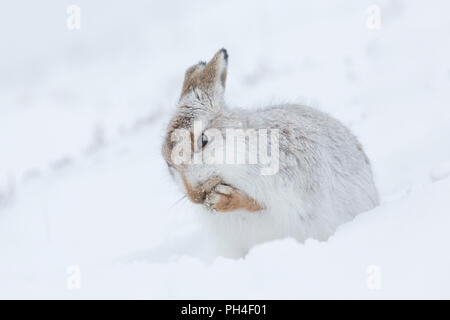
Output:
[{"xmin": 220, "ymin": 48, "xmax": 228, "ymax": 62}]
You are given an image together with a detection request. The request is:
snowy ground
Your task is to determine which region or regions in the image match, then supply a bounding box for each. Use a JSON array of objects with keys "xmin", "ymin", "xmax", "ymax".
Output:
[{"xmin": 1, "ymin": 0, "xmax": 450, "ymax": 299}]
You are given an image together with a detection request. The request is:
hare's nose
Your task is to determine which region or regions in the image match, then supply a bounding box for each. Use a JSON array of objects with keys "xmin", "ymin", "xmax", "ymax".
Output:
[{"xmin": 180, "ymin": 172, "xmax": 207, "ymax": 204}]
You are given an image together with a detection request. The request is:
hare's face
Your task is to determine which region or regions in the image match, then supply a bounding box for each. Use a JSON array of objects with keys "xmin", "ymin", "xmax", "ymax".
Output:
[{"xmin": 162, "ymin": 49, "xmax": 263, "ymax": 212}]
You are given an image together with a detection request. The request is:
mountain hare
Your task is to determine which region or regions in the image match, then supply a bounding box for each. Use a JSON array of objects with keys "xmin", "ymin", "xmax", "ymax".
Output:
[{"xmin": 162, "ymin": 49, "xmax": 379, "ymax": 258}]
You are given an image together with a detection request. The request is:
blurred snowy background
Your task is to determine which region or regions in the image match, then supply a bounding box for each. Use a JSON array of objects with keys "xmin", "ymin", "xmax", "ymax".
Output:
[{"xmin": 1, "ymin": 0, "xmax": 450, "ymax": 298}]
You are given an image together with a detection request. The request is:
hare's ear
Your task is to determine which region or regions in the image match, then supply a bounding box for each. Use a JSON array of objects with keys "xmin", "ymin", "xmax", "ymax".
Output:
[
  {"xmin": 201, "ymin": 48, "xmax": 228, "ymax": 90},
  {"xmin": 181, "ymin": 61, "xmax": 206, "ymax": 97},
  {"xmin": 180, "ymin": 49, "xmax": 228, "ymax": 100}
]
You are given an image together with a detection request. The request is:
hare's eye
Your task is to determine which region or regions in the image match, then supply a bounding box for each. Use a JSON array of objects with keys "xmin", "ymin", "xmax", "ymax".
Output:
[{"xmin": 201, "ymin": 133, "xmax": 208, "ymax": 148}]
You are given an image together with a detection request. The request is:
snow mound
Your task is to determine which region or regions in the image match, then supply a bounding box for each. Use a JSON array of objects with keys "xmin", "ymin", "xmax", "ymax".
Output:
[{"xmin": 430, "ymin": 162, "xmax": 450, "ymax": 183}]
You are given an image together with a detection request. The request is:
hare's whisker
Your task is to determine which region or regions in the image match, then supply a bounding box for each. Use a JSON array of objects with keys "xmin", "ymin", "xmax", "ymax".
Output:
[{"xmin": 170, "ymin": 195, "xmax": 187, "ymax": 210}]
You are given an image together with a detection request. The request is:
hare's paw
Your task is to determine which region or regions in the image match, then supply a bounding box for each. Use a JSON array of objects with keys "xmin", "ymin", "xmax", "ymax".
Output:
[
  {"xmin": 205, "ymin": 184, "xmax": 263, "ymax": 213},
  {"xmin": 204, "ymin": 185, "xmax": 233, "ymax": 212}
]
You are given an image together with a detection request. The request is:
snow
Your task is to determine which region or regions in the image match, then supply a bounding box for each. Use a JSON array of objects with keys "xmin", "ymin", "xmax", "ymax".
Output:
[
  {"xmin": 1, "ymin": 0, "xmax": 450, "ymax": 299},
  {"xmin": 430, "ymin": 161, "xmax": 450, "ymax": 183}
]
